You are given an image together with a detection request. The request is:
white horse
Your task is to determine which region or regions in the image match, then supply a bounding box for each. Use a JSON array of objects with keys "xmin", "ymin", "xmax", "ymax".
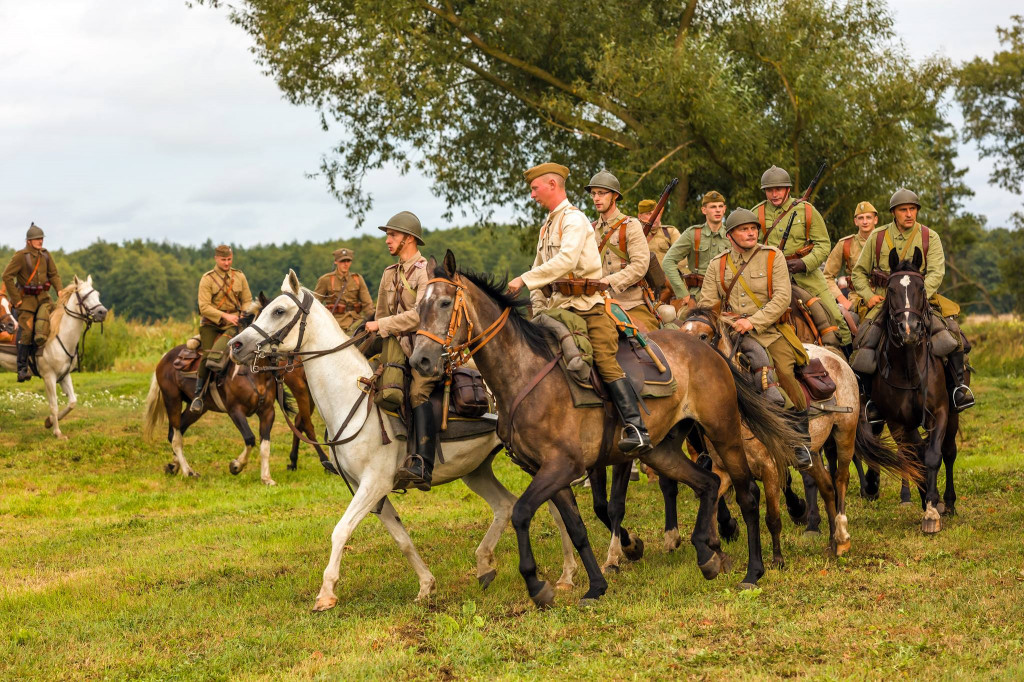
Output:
[
  {"xmin": 229, "ymin": 271, "xmax": 576, "ymax": 609},
  {"xmin": 0, "ymin": 290, "xmax": 17, "ymax": 336},
  {"xmin": 0, "ymin": 276, "xmax": 108, "ymax": 439}
]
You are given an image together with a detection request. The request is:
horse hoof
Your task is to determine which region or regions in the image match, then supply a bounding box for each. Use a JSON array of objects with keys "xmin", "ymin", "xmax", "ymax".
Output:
[
  {"xmin": 941, "ymin": 504, "xmax": 956, "ymax": 517},
  {"xmin": 602, "ymin": 564, "xmax": 620, "ymax": 575},
  {"xmin": 802, "ymin": 529, "xmax": 821, "ymax": 539},
  {"xmin": 287, "ymin": 464, "xmax": 297, "ymax": 472},
  {"xmin": 899, "ymin": 501, "xmax": 914, "ymax": 508},
  {"xmin": 44, "ymin": 417, "xmax": 53, "ymax": 428},
  {"xmin": 187, "ymin": 471, "xmax": 200, "ymax": 479},
  {"xmin": 935, "ymin": 501, "xmax": 946, "ymax": 515},
  {"xmin": 663, "ymin": 529, "xmax": 682, "ymax": 552},
  {"xmin": 165, "ymin": 462, "xmax": 179, "ymax": 475},
  {"xmin": 738, "ymin": 581, "xmax": 759, "ymax": 591},
  {"xmin": 229, "ymin": 462, "xmax": 242, "ymax": 475},
  {"xmin": 623, "ymin": 536, "xmax": 645, "ymax": 562},
  {"xmin": 718, "ymin": 553, "xmax": 734, "ymax": 574},
  {"xmin": 530, "ymin": 581, "xmax": 555, "ymax": 610},
  {"xmin": 922, "ymin": 515, "xmax": 941, "ymax": 534},
  {"xmin": 771, "ymin": 556, "xmax": 785, "ymax": 570},
  {"xmin": 555, "ymin": 579, "xmax": 574, "ymax": 591},
  {"xmin": 478, "ymin": 570, "xmax": 497, "ymax": 590},
  {"xmin": 312, "ymin": 596, "xmax": 337, "ymax": 612},
  {"xmin": 56, "ymin": 433, "xmax": 68, "ymax": 441},
  {"xmin": 578, "ymin": 597, "xmax": 600, "ymax": 607},
  {"xmin": 835, "ymin": 540, "xmax": 851, "ymax": 556},
  {"xmin": 263, "ymin": 479, "xmax": 277, "ymax": 486},
  {"xmin": 698, "ymin": 554, "xmax": 722, "ymax": 580}
]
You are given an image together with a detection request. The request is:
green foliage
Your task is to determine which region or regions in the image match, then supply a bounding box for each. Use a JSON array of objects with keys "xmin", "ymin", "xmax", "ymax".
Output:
[
  {"xmin": 963, "ymin": 318, "xmax": 1024, "ymax": 377},
  {"xmin": 77, "ymin": 311, "xmax": 132, "ymax": 372}
]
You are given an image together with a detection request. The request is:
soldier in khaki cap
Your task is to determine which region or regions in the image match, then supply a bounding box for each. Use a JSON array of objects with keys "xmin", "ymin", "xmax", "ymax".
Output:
[
  {"xmin": 584, "ymin": 169, "xmax": 658, "ymax": 332},
  {"xmin": 313, "ymin": 247, "xmax": 373, "ymax": 333},
  {"xmin": 364, "ymin": 211, "xmax": 438, "ymax": 489},
  {"xmin": 664, "ymin": 190, "xmax": 730, "ymax": 306},
  {"xmin": 823, "ymin": 201, "xmax": 877, "ymax": 315},
  {"xmin": 699, "ymin": 208, "xmax": 813, "ymax": 469},
  {"xmin": 2, "ymin": 223, "xmax": 62, "ymax": 381},
  {"xmin": 191, "ymin": 244, "xmax": 253, "ymax": 413},
  {"xmin": 639, "ymin": 199, "xmax": 681, "ymax": 265},
  {"xmin": 507, "ymin": 162, "xmax": 652, "ymax": 453}
]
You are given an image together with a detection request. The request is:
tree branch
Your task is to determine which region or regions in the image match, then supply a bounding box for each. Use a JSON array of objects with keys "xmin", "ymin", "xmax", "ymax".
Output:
[
  {"xmin": 946, "ymin": 260, "xmax": 999, "ymax": 315},
  {"xmin": 674, "ymin": 0, "xmax": 699, "ymax": 53},
  {"xmin": 758, "ymin": 54, "xmax": 801, "ymax": 185},
  {"xmin": 624, "ymin": 141, "xmax": 692, "ymax": 193}
]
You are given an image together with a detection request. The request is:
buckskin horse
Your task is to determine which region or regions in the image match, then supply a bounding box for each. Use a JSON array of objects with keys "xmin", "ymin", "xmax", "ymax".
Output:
[
  {"xmin": 0, "ymin": 276, "xmax": 107, "ymax": 439},
  {"xmin": 228, "ymin": 271, "xmax": 577, "ymax": 608},
  {"xmin": 410, "ymin": 251, "xmax": 803, "ymax": 608}
]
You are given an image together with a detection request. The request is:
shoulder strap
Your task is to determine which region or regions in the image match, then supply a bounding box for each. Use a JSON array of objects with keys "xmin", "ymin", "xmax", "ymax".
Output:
[
  {"xmin": 693, "ymin": 228, "xmax": 702, "ymax": 271},
  {"xmin": 661, "ymin": 226, "xmax": 670, "ymax": 239},
  {"xmin": 922, "ymin": 226, "xmax": 929, "ymax": 260},
  {"xmin": 25, "ymin": 252, "xmax": 42, "ymax": 284},
  {"xmin": 766, "ymin": 249, "xmax": 776, "ymax": 300},
  {"xmin": 842, "ymin": 237, "xmax": 852, "ymax": 271},
  {"xmin": 618, "ymin": 220, "xmax": 627, "ymax": 257},
  {"xmin": 722, "ymin": 249, "xmax": 759, "ymax": 308},
  {"xmin": 804, "ymin": 203, "xmax": 812, "ymax": 241},
  {"xmin": 874, "ymin": 229, "xmax": 885, "ymax": 264}
]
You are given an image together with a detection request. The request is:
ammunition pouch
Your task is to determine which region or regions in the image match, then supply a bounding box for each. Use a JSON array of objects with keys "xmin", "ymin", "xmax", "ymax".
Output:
[
  {"xmin": 542, "ymin": 278, "xmax": 609, "ymax": 297},
  {"xmin": 869, "ymin": 268, "xmax": 889, "ymax": 289},
  {"xmin": 450, "ymin": 367, "xmax": 489, "ymax": 417},
  {"xmin": 796, "ymin": 358, "xmax": 836, "ymax": 401},
  {"xmin": 20, "ymin": 282, "xmax": 51, "ymax": 296},
  {"xmin": 204, "ymin": 349, "xmax": 229, "ymax": 373},
  {"xmin": 682, "ymin": 273, "xmax": 704, "ymax": 289},
  {"xmin": 373, "ymin": 336, "xmax": 408, "ymax": 413},
  {"xmin": 328, "ymin": 302, "xmax": 363, "ymax": 315}
]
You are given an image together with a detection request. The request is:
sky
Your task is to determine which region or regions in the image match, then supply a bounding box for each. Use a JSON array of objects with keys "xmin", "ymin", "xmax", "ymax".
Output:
[{"xmin": 0, "ymin": 1, "xmax": 1020, "ymax": 252}]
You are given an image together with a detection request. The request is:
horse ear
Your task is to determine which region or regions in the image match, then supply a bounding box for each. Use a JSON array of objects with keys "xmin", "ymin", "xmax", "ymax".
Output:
[
  {"xmin": 888, "ymin": 248, "xmax": 899, "ymax": 273},
  {"xmin": 427, "ymin": 256, "xmax": 438, "ymax": 277},
  {"xmin": 73, "ymin": 275, "xmax": 81, "ymax": 286},
  {"xmin": 259, "ymin": 291, "xmax": 269, "ymax": 306},
  {"xmin": 86, "ymin": 274, "xmax": 93, "ymax": 286},
  {"xmin": 443, "ymin": 249, "xmax": 457, "ymax": 277},
  {"xmin": 912, "ymin": 247, "xmax": 923, "ymax": 270},
  {"xmin": 287, "ymin": 269, "xmax": 301, "ymax": 293}
]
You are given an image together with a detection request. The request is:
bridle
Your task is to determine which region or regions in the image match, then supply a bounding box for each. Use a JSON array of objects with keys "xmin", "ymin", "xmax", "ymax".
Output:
[
  {"xmin": 52, "ymin": 285, "xmax": 106, "ymax": 381},
  {"xmin": 879, "ymin": 268, "xmax": 934, "ymax": 429},
  {"xmin": 415, "ymin": 274, "xmax": 510, "ymax": 375},
  {"xmin": 682, "ymin": 309, "xmax": 723, "ymax": 348},
  {"xmin": 884, "ymin": 270, "xmax": 928, "ymax": 348}
]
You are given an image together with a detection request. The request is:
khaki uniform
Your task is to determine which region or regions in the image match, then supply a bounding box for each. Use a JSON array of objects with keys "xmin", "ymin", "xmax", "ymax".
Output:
[
  {"xmin": 593, "ymin": 208, "xmax": 658, "ymax": 331},
  {"xmin": 753, "ymin": 197, "xmax": 852, "ymax": 345},
  {"xmin": 699, "ymin": 244, "xmax": 807, "ymax": 410},
  {"xmin": 197, "ymin": 267, "xmax": 253, "ymax": 371},
  {"xmin": 647, "ymin": 225, "xmax": 681, "ymax": 265},
  {"xmin": 823, "ymin": 232, "xmax": 868, "ymax": 310},
  {"xmin": 375, "ymin": 250, "xmax": 436, "ymax": 406},
  {"xmin": 522, "ymin": 198, "xmax": 624, "ymax": 381},
  {"xmin": 664, "ymin": 222, "xmax": 731, "ymax": 300},
  {"xmin": 851, "ymin": 222, "xmax": 948, "ymax": 322},
  {"xmin": 314, "ymin": 270, "xmax": 374, "ymax": 332},
  {"xmin": 2, "ymin": 246, "xmax": 62, "ymax": 342}
]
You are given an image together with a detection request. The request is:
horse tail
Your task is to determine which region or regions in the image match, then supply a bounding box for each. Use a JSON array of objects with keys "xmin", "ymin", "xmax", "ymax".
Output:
[
  {"xmin": 855, "ymin": 419, "xmax": 923, "ymax": 484},
  {"xmin": 719, "ymin": 348, "xmax": 802, "ymax": 476},
  {"xmin": 143, "ymin": 372, "xmax": 165, "ymax": 441},
  {"xmin": 280, "ymin": 385, "xmax": 296, "ymax": 416}
]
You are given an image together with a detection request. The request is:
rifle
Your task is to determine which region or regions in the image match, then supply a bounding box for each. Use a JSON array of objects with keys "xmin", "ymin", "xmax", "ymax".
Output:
[
  {"xmin": 779, "ymin": 161, "xmax": 827, "ymax": 259},
  {"xmin": 639, "ymin": 178, "xmax": 679, "ymax": 296}
]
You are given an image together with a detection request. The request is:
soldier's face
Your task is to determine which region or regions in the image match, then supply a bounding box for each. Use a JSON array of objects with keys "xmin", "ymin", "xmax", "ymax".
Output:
[
  {"xmin": 854, "ymin": 212, "xmax": 878, "ymax": 232},
  {"xmin": 336, "ymin": 259, "xmax": 352, "ymax": 273},
  {"xmin": 530, "ymin": 175, "xmax": 561, "ymax": 210},
  {"xmin": 589, "ymin": 189, "xmax": 616, "ymax": 214},
  {"xmin": 702, "ymin": 202, "xmax": 727, "ymax": 224},
  {"xmin": 729, "ymin": 224, "xmax": 759, "ymax": 250},
  {"xmin": 385, "ymin": 230, "xmax": 409, "ymax": 255},
  {"xmin": 28, "ymin": 238, "xmax": 43, "ymax": 249},
  {"xmin": 893, "ymin": 205, "xmax": 918, "ymax": 229},
  {"xmin": 216, "ymin": 254, "xmax": 233, "ymax": 270},
  {"xmin": 765, "ymin": 187, "xmax": 790, "ymax": 207}
]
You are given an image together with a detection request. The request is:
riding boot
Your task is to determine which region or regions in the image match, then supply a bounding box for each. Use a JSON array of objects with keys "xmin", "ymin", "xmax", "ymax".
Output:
[
  {"xmin": 397, "ymin": 403, "xmax": 436, "ymax": 491},
  {"xmin": 947, "ymin": 351, "xmax": 975, "ymax": 413},
  {"xmin": 190, "ymin": 364, "xmax": 210, "ymax": 413},
  {"xmin": 856, "ymin": 372, "xmax": 883, "ymax": 424},
  {"xmin": 16, "ymin": 344, "xmax": 33, "ymax": 382},
  {"xmin": 842, "ymin": 343, "xmax": 854, "ymax": 360},
  {"xmin": 606, "ymin": 378, "xmax": 652, "ymax": 454},
  {"xmin": 792, "ymin": 409, "xmax": 814, "ymax": 471}
]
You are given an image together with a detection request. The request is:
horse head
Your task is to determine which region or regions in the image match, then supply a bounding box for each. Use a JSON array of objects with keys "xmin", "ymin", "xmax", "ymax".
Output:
[
  {"xmin": 884, "ymin": 247, "xmax": 928, "ymax": 348},
  {"xmin": 679, "ymin": 306, "xmax": 722, "ymax": 346},
  {"xmin": 230, "ymin": 270, "xmax": 310, "ymax": 364},
  {"xmin": 0, "ymin": 292, "xmax": 16, "ymax": 334},
  {"xmin": 69, "ymin": 275, "xmax": 108, "ymax": 323},
  {"xmin": 411, "ymin": 249, "xmax": 466, "ymax": 378}
]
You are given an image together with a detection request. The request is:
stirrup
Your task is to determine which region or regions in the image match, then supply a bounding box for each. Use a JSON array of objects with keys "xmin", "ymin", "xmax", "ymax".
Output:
[
  {"xmin": 189, "ymin": 396, "xmax": 204, "ymax": 414},
  {"xmin": 952, "ymin": 385, "xmax": 975, "ymax": 413},
  {"xmin": 863, "ymin": 400, "xmax": 883, "ymax": 425},
  {"xmin": 396, "ymin": 455, "xmax": 432, "ymax": 492},
  {"xmin": 618, "ymin": 424, "xmax": 651, "ymax": 454},
  {"xmin": 794, "ymin": 445, "xmax": 814, "ymax": 471}
]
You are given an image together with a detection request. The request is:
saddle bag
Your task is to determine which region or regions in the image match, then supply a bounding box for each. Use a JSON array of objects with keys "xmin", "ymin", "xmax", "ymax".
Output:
[
  {"xmin": 682, "ymin": 273, "xmax": 704, "ymax": 289},
  {"xmin": 373, "ymin": 336, "xmax": 408, "ymax": 413},
  {"xmin": 545, "ymin": 278, "xmax": 610, "ymax": 297},
  {"xmin": 32, "ymin": 300, "xmax": 54, "ymax": 346},
  {"xmin": 849, "ymin": 348, "xmax": 877, "ymax": 374},
  {"xmin": 854, "ymin": 319, "xmax": 882, "ymax": 349},
  {"xmin": 796, "ymin": 358, "xmax": 836, "ymax": 401},
  {"xmin": 930, "ymin": 321, "xmax": 959, "ymax": 358},
  {"xmin": 450, "ymin": 367, "xmax": 489, "ymax": 418},
  {"xmin": 172, "ymin": 348, "xmax": 201, "ymax": 372}
]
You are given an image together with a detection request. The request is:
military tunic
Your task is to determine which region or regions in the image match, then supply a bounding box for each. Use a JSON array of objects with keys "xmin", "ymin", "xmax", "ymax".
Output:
[
  {"xmin": 521, "ymin": 198, "xmax": 624, "ymax": 381},
  {"xmin": 823, "ymin": 232, "xmax": 867, "ymax": 309},
  {"xmin": 647, "ymin": 225, "xmax": 681, "ymax": 265},
  {"xmin": 851, "ymin": 222, "xmax": 946, "ymax": 322},
  {"xmin": 196, "ymin": 266, "xmax": 253, "ymax": 374},
  {"xmin": 314, "ymin": 270, "xmax": 374, "ymax": 332},
  {"xmin": 753, "ymin": 197, "xmax": 851, "ymax": 345},
  {"xmin": 664, "ymin": 222, "xmax": 731, "ymax": 300},
  {"xmin": 2, "ymin": 246, "xmax": 62, "ymax": 338},
  {"xmin": 593, "ymin": 208, "xmax": 658, "ymax": 331}
]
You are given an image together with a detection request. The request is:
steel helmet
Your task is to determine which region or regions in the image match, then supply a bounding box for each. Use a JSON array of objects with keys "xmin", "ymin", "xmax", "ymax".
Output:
[
  {"xmin": 760, "ymin": 165, "xmax": 793, "ymax": 190},
  {"xmin": 889, "ymin": 188, "xmax": 921, "ymax": 211},
  {"xmin": 378, "ymin": 211, "xmax": 424, "ymax": 245},
  {"xmin": 26, "ymin": 223, "xmax": 44, "ymax": 240},
  {"xmin": 584, "ymin": 169, "xmax": 622, "ymax": 198},
  {"xmin": 724, "ymin": 208, "xmax": 759, "ymax": 233}
]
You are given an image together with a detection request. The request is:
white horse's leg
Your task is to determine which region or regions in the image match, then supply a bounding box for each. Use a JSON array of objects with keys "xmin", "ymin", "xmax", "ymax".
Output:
[
  {"xmin": 460, "ymin": 463, "xmax": 517, "ymax": 588},
  {"xmin": 545, "ymin": 500, "xmax": 579, "ymax": 590},
  {"xmin": 313, "ymin": 477, "xmax": 392, "ymax": 611},
  {"xmin": 42, "ymin": 371, "xmax": 65, "ymax": 439},
  {"xmin": 603, "ymin": 531, "xmax": 625, "ymax": 574},
  {"xmin": 259, "ymin": 439, "xmax": 275, "ymax": 486},
  {"xmin": 375, "ymin": 497, "xmax": 435, "ymax": 600},
  {"xmin": 229, "ymin": 444, "xmax": 252, "ymax": 475},
  {"xmin": 45, "ymin": 374, "xmax": 77, "ymax": 429},
  {"xmin": 170, "ymin": 428, "xmax": 198, "ymax": 478}
]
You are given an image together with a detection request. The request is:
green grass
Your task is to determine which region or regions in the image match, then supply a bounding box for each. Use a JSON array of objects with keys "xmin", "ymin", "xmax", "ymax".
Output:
[{"xmin": 1, "ymin": 371, "xmax": 1023, "ymax": 680}]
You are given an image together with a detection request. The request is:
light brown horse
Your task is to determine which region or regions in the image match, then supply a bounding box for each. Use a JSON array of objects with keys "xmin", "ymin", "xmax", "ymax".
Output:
[{"xmin": 410, "ymin": 251, "xmax": 804, "ymax": 607}]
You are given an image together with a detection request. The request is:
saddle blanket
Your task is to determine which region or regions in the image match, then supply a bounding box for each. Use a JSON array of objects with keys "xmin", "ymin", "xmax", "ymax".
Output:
[{"xmin": 553, "ymin": 336, "xmax": 677, "ymax": 408}]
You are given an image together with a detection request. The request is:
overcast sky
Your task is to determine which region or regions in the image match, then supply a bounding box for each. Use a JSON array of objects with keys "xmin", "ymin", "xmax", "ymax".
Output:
[{"xmin": 0, "ymin": 1, "xmax": 1020, "ymax": 251}]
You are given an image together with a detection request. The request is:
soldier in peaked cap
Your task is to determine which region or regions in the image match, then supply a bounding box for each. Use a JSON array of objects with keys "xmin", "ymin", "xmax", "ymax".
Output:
[
  {"xmin": 664, "ymin": 190, "xmax": 731, "ymax": 306},
  {"xmin": 2, "ymin": 223, "xmax": 63, "ymax": 381},
  {"xmin": 313, "ymin": 247, "xmax": 374, "ymax": 333},
  {"xmin": 823, "ymin": 201, "xmax": 877, "ymax": 315},
  {"xmin": 639, "ymin": 199, "xmax": 681, "ymax": 266},
  {"xmin": 191, "ymin": 244, "xmax": 253, "ymax": 413},
  {"xmin": 506, "ymin": 162, "xmax": 652, "ymax": 454},
  {"xmin": 364, "ymin": 211, "xmax": 439, "ymax": 490}
]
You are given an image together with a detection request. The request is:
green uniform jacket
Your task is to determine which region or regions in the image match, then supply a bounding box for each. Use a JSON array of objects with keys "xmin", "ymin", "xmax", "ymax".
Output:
[
  {"xmin": 851, "ymin": 222, "xmax": 945, "ymax": 321},
  {"xmin": 664, "ymin": 222, "xmax": 730, "ymax": 299},
  {"xmin": 752, "ymin": 197, "xmax": 831, "ymax": 294}
]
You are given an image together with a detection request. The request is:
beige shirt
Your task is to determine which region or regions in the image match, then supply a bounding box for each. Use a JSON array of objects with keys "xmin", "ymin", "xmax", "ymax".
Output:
[
  {"xmin": 700, "ymin": 244, "xmax": 791, "ymax": 348},
  {"xmin": 198, "ymin": 267, "xmax": 252, "ymax": 328},
  {"xmin": 375, "ymin": 250, "xmax": 429, "ymax": 355},
  {"xmin": 593, "ymin": 208, "xmax": 651, "ymax": 311},
  {"xmin": 647, "ymin": 225, "xmax": 681, "ymax": 265},
  {"xmin": 823, "ymin": 232, "xmax": 868, "ymax": 304},
  {"xmin": 522, "ymin": 198, "xmax": 604, "ymax": 313}
]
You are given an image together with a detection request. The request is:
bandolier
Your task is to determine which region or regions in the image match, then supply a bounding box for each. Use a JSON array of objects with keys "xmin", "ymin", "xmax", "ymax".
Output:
[
  {"xmin": 313, "ymin": 247, "xmax": 374, "ymax": 333},
  {"xmin": 664, "ymin": 190, "xmax": 731, "ymax": 304},
  {"xmin": 823, "ymin": 201, "xmax": 876, "ymax": 315},
  {"xmin": 2, "ymin": 223, "xmax": 62, "ymax": 382}
]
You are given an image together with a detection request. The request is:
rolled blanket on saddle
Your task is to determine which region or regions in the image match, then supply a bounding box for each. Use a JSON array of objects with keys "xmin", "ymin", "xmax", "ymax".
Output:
[{"xmin": 850, "ymin": 296, "xmax": 965, "ymax": 375}]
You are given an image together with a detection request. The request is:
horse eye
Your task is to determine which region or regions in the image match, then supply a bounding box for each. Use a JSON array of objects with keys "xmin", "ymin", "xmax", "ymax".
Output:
[
  {"xmin": 274, "ymin": 307, "xmax": 285, "ymax": 316},
  {"xmin": 440, "ymin": 299, "xmax": 452, "ymax": 309}
]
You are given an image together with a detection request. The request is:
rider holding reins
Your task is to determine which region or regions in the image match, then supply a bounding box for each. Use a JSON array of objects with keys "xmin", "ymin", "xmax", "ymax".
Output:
[{"xmin": 2, "ymin": 223, "xmax": 62, "ymax": 382}]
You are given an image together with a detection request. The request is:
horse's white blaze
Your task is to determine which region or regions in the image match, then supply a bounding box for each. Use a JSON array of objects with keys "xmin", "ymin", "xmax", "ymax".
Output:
[{"xmin": 899, "ymin": 274, "xmax": 912, "ymax": 334}]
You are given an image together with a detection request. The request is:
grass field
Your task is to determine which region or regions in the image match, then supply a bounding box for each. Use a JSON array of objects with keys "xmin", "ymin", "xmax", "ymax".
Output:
[{"xmin": 2, "ymin": 368, "xmax": 1023, "ymax": 680}]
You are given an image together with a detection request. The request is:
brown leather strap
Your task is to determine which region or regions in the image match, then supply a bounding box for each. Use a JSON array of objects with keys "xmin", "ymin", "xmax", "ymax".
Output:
[
  {"xmin": 504, "ymin": 352, "xmax": 562, "ymax": 446},
  {"xmin": 804, "ymin": 202, "xmax": 812, "ymax": 242},
  {"xmin": 721, "ymin": 248, "xmax": 759, "ymax": 310},
  {"xmin": 766, "ymin": 249, "xmax": 776, "ymax": 300},
  {"xmin": 596, "ymin": 216, "xmax": 629, "ymax": 254},
  {"xmin": 24, "ymin": 252, "xmax": 43, "ymax": 286},
  {"xmin": 842, "ymin": 237, "xmax": 852, "ymax": 272},
  {"xmin": 693, "ymin": 228, "xmax": 702, "ymax": 272},
  {"xmin": 759, "ymin": 202, "xmax": 804, "ymax": 243}
]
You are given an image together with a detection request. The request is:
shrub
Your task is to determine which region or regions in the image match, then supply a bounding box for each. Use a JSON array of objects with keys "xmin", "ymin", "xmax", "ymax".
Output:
[
  {"xmin": 962, "ymin": 317, "xmax": 1024, "ymax": 377},
  {"xmin": 78, "ymin": 311, "xmax": 132, "ymax": 372}
]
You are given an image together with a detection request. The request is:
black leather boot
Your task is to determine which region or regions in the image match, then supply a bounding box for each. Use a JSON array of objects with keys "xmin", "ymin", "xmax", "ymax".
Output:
[
  {"xmin": 190, "ymin": 366, "xmax": 209, "ymax": 413},
  {"xmin": 397, "ymin": 403, "xmax": 436, "ymax": 491},
  {"xmin": 792, "ymin": 409, "xmax": 814, "ymax": 471},
  {"xmin": 857, "ymin": 372, "xmax": 883, "ymax": 424},
  {"xmin": 947, "ymin": 351, "xmax": 975, "ymax": 413},
  {"xmin": 606, "ymin": 378, "xmax": 652, "ymax": 454},
  {"xmin": 16, "ymin": 344, "xmax": 33, "ymax": 382}
]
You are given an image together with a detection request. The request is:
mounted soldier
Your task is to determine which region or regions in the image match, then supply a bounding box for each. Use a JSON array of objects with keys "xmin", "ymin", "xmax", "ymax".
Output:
[
  {"xmin": 752, "ymin": 166, "xmax": 852, "ymax": 353},
  {"xmin": 698, "ymin": 208, "xmax": 813, "ymax": 470},
  {"xmin": 824, "ymin": 201, "xmax": 877, "ymax": 318},
  {"xmin": 640, "ymin": 199, "xmax": 680, "ymax": 266},
  {"xmin": 664, "ymin": 190, "xmax": 730, "ymax": 308},
  {"xmin": 313, "ymin": 248, "xmax": 374, "ymax": 333},
  {"xmin": 363, "ymin": 211, "xmax": 438, "ymax": 490},
  {"xmin": 507, "ymin": 162, "xmax": 652, "ymax": 453},
  {"xmin": 2, "ymin": 223, "xmax": 62, "ymax": 382},
  {"xmin": 850, "ymin": 188, "xmax": 975, "ymax": 415},
  {"xmin": 584, "ymin": 170, "xmax": 659, "ymax": 332},
  {"xmin": 191, "ymin": 244, "xmax": 253, "ymax": 413}
]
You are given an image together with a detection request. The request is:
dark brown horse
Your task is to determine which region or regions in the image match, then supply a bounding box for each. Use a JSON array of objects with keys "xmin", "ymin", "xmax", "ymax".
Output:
[{"xmin": 410, "ymin": 251, "xmax": 803, "ymax": 607}]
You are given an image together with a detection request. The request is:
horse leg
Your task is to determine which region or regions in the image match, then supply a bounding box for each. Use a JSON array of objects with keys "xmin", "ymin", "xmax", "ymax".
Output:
[
  {"xmin": 544, "ymin": 500, "xmax": 579, "ymax": 590},
  {"xmin": 603, "ymin": 461, "xmax": 643, "ymax": 574},
  {"xmin": 257, "ymin": 406, "xmax": 275, "ymax": 486},
  {"xmin": 804, "ymin": 451, "xmax": 839, "ymax": 555},
  {"xmin": 760, "ymin": 465, "xmax": 785, "ymax": 569},
  {"xmin": 45, "ymin": 374, "xmax": 77, "ymax": 429},
  {"xmin": 832, "ymin": 426, "xmax": 856, "ymax": 556},
  {"xmin": 800, "ymin": 467, "xmax": 822, "ymax": 535},
  {"xmin": 314, "ymin": 478, "xmax": 393, "ymax": 611},
  {"xmin": 941, "ymin": 416, "xmax": 959, "ymax": 516},
  {"xmin": 783, "ymin": 470, "xmax": 808, "ymax": 524},
  {"xmin": 42, "ymin": 372, "xmax": 65, "ymax": 439},
  {"xmin": 589, "ymin": 466, "xmax": 611, "ymax": 531},
  {"xmin": 852, "ymin": 454, "xmax": 870, "ymax": 497},
  {"xmin": 707, "ymin": 464, "xmax": 734, "ymax": 574},
  {"xmin": 460, "ymin": 459, "xmax": 518, "ymax": 589},
  {"xmin": 658, "ymin": 475, "xmax": 682, "ymax": 552},
  {"xmin": 547, "ymin": 486, "xmax": 608, "ymax": 604},
  {"xmin": 900, "ymin": 478, "xmax": 913, "ymax": 506},
  {"xmin": 864, "ymin": 463, "xmax": 881, "ymax": 501},
  {"xmin": 227, "ymin": 408, "xmax": 256, "ymax": 477},
  {"xmin": 375, "ymin": 497, "xmax": 436, "ymax": 600}
]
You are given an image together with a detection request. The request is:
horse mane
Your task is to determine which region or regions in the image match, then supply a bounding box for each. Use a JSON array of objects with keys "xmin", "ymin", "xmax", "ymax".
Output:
[
  {"xmin": 453, "ymin": 267, "xmax": 554, "ymax": 359},
  {"xmin": 683, "ymin": 305, "xmax": 732, "ymax": 339},
  {"xmin": 47, "ymin": 283, "xmax": 78, "ymax": 341}
]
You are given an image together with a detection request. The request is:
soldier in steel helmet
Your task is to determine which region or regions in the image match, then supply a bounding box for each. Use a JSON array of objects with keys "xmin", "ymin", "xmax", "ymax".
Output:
[
  {"xmin": 507, "ymin": 163, "xmax": 652, "ymax": 454},
  {"xmin": 664, "ymin": 190, "xmax": 731, "ymax": 307},
  {"xmin": 2, "ymin": 223, "xmax": 62, "ymax": 382},
  {"xmin": 851, "ymin": 188, "xmax": 974, "ymax": 413},
  {"xmin": 191, "ymin": 245, "xmax": 253, "ymax": 413},
  {"xmin": 364, "ymin": 211, "xmax": 439, "ymax": 489},
  {"xmin": 584, "ymin": 170, "xmax": 659, "ymax": 332},
  {"xmin": 824, "ymin": 201, "xmax": 878, "ymax": 317},
  {"xmin": 313, "ymin": 248, "xmax": 374, "ymax": 333},
  {"xmin": 752, "ymin": 165, "xmax": 853, "ymax": 352},
  {"xmin": 699, "ymin": 208, "xmax": 814, "ymax": 469}
]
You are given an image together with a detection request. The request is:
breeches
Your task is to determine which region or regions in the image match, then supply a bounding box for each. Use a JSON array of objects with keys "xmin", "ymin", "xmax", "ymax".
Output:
[
  {"xmin": 409, "ymin": 369, "xmax": 439, "ymax": 408},
  {"xmin": 625, "ymin": 305, "xmax": 659, "ymax": 334},
  {"xmin": 14, "ymin": 293, "xmax": 46, "ymax": 331},
  {"xmin": 577, "ymin": 305, "xmax": 626, "ymax": 382},
  {"xmin": 767, "ymin": 337, "xmax": 807, "ymax": 411}
]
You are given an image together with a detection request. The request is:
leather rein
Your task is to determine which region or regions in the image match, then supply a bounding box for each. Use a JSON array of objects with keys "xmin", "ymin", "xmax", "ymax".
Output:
[
  {"xmin": 415, "ymin": 275, "xmax": 511, "ymax": 374},
  {"xmin": 53, "ymin": 286, "xmax": 105, "ymax": 381}
]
